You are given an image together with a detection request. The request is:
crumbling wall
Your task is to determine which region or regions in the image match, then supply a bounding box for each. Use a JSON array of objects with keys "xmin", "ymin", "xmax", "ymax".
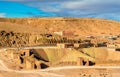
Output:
[
  {"xmin": 55, "ymin": 57, "xmax": 90, "ymax": 66},
  {"xmin": 6, "ymin": 49, "xmax": 49, "ymax": 70},
  {"xmin": 57, "ymin": 61, "xmax": 77, "ymax": 66},
  {"xmin": 77, "ymin": 57, "xmax": 89, "ymax": 66}
]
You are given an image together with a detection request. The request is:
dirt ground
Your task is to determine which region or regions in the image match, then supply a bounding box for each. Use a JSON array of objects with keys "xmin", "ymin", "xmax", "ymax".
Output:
[
  {"xmin": 0, "ymin": 18, "xmax": 120, "ymax": 37},
  {"xmin": 0, "ymin": 67, "xmax": 120, "ymax": 77},
  {"xmin": 47, "ymin": 67, "xmax": 120, "ymax": 77},
  {"xmin": 0, "ymin": 18, "xmax": 120, "ymax": 77}
]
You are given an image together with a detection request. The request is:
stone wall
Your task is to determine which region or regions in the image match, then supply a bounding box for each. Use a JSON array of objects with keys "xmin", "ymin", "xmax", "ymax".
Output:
[
  {"xmin": 77, "ymin": 57, "xmax": 89, "ymax": 66},
  {"xmin": 6, "ymin": 49, "xmax": 49, "ymax": 70}
]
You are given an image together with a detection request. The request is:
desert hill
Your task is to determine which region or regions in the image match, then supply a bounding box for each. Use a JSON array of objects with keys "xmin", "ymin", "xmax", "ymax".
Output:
[
  {"xmin": 0, "ymin": 18, "xmax": 120, "ymax": 77},
  {"xmin": 0, "ymin": 18, "xmax": 120, "ymax": 47},
  {"xmin": 0, "ymin": 18, "xmax": 120, "ymax": 37}
]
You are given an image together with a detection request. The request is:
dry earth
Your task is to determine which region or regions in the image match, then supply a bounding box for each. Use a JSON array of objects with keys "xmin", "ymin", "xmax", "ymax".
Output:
[
  {"xmin": 0, "ymin": 18, "xmax": 120, "ymax": 37},
  {"xmin": 0, "ymin": 18, "xmax": 120, "ymax": 77}
]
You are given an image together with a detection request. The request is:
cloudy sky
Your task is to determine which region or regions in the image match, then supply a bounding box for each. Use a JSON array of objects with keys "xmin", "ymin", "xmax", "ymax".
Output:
[{"xmin": 0, "ymin": 0, "xmax": 120, "ymax": 21}]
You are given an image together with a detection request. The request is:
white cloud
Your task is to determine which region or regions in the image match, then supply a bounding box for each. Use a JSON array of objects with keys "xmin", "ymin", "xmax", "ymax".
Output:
[
  {"xmin": 1, "ymin": 0, "xmax": 120, "ymax": 21},
  {"xmin": 41, "ymin": 7, "xmax": 60, "ymax": 12},
  {"xmin": 4, "ymin": 0, "xmax": 39, "ymax": 2},
  {"xmin": 0, "ymin": 13, "xmax": 6, "ymax": 18}
]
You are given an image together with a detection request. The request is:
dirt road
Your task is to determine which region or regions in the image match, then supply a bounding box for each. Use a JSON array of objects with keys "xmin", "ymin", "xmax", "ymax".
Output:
[{"xmin": 0, "ymin": 49, "xmax": 120, "ymax": 77}]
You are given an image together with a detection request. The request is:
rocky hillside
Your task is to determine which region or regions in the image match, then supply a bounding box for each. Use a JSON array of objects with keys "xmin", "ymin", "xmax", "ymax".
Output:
[
  {"xmin": 0, "ymin": 18, "xmax": 120, "ymax": 47},
  {"xmin": 0, "ymin": 30, "xmax": 81, "ymax": 48},
  {"xmin": 0, "ymin": 30, "xmax": 30, "ymax": 47},
  {"xmin": 0, "ymin": 18, "xmax": 120, "ymax": 37}
]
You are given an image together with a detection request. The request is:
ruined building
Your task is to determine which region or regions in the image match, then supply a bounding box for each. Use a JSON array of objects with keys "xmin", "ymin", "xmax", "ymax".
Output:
[{"xmin": 6, "ymin": 49, "xmax": 49, "ymax": 70}]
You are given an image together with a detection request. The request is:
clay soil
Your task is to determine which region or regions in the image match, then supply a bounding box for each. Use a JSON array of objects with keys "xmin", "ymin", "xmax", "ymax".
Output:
[
  {"xmin": 0, "ymin": 67, "xmax": 120, "ymax": 77},
  {"xmin": 49, "ymin": 68, "xmax": 120, "ymax": 77},
  {"xmin": 0, "ymin": 18, "xmax": 120, "ymax": 37},
  {"xmin": 0, "ymin": 18, "xmax": 120, "ymax": 77}
]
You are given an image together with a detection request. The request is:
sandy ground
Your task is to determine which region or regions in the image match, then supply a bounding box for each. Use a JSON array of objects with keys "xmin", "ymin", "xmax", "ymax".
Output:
[
  {"xmin": 0, "ymin": 48, "xmax": 120, "ymax": 77},
  {"xmin": 0, "ymin": 60, "xmax": 120, "ymax": 77},
  {"xmin": 44, "ymin": 66, "xmax": 120, "ymax": 77}
]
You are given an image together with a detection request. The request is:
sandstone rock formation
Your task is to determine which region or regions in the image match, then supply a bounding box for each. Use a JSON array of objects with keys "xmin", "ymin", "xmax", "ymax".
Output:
[{"xmin": 0, "ymin": 18, "xmax": 120, "ymax": 37}]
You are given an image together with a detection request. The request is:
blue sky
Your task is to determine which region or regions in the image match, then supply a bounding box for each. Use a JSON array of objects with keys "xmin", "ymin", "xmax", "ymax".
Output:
[{"xmin": 0, "ymin": 0, "xmax": 120, "ymax": 21}]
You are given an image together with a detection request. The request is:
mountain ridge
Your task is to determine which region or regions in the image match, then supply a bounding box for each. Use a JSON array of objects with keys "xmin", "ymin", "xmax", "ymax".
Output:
[{"xmin": 0, "ymin": 18, "xmax": 120, "ymax": 37}]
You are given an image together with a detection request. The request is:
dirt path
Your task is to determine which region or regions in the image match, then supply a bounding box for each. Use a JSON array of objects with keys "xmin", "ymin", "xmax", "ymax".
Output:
[
  {"xmin": 0, "ymin": 49, "xmax": 63, "ymax": 77},
  {"xmin": 0, "ymin": 49, "xmax": 120, "ymax": 77},
  {"xmin": 42, "ymin": 66, "xmax": 120, "ymax": 71},
  {"xmin": 0, "ymin": 60, "xmax": 63, "ymax": 77},
  {"xmin": 0, "ymin": 60, "xmax": 62, "ymax": 77}
]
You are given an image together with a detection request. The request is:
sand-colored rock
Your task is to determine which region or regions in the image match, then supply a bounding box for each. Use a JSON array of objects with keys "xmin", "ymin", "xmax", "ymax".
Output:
[{"xmin": 0, "ymin": 18, "xmax": 120, "ymax": 37}]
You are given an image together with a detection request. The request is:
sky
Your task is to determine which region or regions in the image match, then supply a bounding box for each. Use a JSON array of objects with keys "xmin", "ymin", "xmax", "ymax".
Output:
[{"xmin": 0, "ymin": 0, "xmax": 120, "ymax": 21}]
